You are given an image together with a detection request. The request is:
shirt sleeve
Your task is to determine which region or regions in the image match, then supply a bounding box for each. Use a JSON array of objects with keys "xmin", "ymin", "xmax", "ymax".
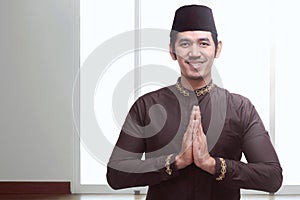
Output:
[
  {"xmin": 213, "ymin": 97, "xmax": 283, "ymax": 193},
  {"xmin": 106, "ymin": 97, "xmax": 181, "ymax": 189}
]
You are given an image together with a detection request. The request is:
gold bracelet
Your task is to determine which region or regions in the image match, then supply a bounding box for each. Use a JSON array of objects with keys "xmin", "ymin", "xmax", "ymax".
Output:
[
  {"xmin": 216, "ymin": 158, "xmax": 226, "ymax": 181},
  {"xmin": 165, "ymin": 154, "xmax": 173, "ymax": 175}
]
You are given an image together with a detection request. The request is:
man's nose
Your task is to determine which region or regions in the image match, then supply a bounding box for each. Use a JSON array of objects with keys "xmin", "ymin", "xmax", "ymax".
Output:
[{"xmin": 188, "ymin": 44, "xmax": 202, "ymax": 57}]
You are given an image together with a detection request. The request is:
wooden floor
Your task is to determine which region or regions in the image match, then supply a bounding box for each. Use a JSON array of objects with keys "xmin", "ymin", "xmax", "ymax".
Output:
[{"xmin": 0, "ymin": 194, "xmax": 299, "ymax": 200}]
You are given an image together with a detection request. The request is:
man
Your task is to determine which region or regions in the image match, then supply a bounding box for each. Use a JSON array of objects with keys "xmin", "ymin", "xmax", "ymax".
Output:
[{"xmin": 107, "ymin": 5, "xmax": 282, "ymax": 200}]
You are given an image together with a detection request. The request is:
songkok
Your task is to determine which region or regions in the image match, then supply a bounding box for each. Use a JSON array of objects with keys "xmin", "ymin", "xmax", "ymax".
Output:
[{"xmin": 171, "ymin": 5, "xmax": 217, "ymax": 35}]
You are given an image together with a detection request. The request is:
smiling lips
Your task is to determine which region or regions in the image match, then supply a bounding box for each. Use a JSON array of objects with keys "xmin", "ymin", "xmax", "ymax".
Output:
[{"xmin": 185, "ymin": 60, "xmax": 205, "ymax": 70}]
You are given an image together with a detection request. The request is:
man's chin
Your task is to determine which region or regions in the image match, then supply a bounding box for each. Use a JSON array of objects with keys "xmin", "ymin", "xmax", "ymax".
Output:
[
  {"xmin": 183, "ymin": 74, "xmax": 212, "ymax": 83},
  {"xmin": 185, "ymin": 75, "xmax": 204, "ymax": 81}
]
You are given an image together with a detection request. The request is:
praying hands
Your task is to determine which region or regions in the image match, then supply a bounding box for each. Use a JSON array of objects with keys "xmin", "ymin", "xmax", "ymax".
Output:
[{"xmin": 175, "ymin": 105, "xmax": 216, "ymax": 174}]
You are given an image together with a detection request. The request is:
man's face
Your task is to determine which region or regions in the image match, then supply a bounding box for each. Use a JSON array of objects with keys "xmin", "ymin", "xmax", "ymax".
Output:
[{"xmin": 171, "ymin": 31, "xmax": 220, "ymax": 83}]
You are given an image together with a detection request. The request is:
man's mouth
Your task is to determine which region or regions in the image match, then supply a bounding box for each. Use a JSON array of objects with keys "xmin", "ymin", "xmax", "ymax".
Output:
[{"xmin": 185, "ymin": 60, "xmax": 205, "ymax": 70}]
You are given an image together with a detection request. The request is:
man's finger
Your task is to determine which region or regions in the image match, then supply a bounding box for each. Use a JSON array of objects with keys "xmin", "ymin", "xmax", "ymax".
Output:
[
  {"xmin": 193, "ymin": 106, "xmax": 204, "ymax": 136},
  {"xmin": 188, "ymin": 107, "xmax": 197, "ymax": 125},
  {"xmin": 187, "ymin": 105, "xmax": 199, "ymax": 134},
  {"xmin": 195, "ymin": 106, "xmax": 201, "ymax": 122},
  {"xmin": 193, "ymin": 119, "xmax": 199, "ymax": 137}
]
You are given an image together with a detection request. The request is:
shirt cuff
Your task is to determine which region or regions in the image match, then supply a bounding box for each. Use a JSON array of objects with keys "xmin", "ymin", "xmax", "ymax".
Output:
[
  {"xmin": 161, "ymin": 153, "xmax": 180, "ymax": 180},
  {"xmin": 213, "ymin": 157, "xmax": 227, "ymax": 181}
]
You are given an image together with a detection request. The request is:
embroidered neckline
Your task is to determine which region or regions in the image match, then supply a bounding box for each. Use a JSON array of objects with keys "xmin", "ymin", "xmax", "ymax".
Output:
[{"xmin": 175, "ymin": 79, "xmax": 214, "ymax": 97}]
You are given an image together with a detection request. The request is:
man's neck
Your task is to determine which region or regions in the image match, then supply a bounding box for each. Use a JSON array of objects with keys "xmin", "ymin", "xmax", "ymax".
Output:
[{"xmin": 181, "ymin": 76, "xmax": 212, "ymax": 90}]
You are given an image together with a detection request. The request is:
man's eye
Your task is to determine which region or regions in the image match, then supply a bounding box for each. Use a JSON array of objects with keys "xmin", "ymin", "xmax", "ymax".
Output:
[
  {"xmin": 180, "ymin": 42, "xmax": 190, "ymax": 47},
  {"xmin": 200, "ymin": 42, "xmax": 209, "ymax": 47}
]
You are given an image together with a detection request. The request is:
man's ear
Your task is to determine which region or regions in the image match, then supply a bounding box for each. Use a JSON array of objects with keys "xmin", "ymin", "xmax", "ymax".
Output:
[
  {"xmin": 169, "ymin": 43, "xmax": 177, "ymax": 60},
  {"xmin": 215, "ymin": 41, "xmax": 223, "ymax": 58}
]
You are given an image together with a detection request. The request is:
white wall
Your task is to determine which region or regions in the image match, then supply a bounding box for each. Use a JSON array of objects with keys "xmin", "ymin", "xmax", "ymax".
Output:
[{"xmin": 0, "ymin": 0, "xmax": 76, "ymax": 181}]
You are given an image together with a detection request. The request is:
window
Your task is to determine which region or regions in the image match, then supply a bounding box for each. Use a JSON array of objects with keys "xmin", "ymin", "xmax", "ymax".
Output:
[{"xmin": 75, "ymin": 0, "xmax": 299, "ymax": 194}]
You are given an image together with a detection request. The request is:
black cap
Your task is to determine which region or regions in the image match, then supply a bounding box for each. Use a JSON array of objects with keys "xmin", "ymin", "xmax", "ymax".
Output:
[{"xmin": 171, "ymin": 5, "xmax": 217, "ymax": 35}]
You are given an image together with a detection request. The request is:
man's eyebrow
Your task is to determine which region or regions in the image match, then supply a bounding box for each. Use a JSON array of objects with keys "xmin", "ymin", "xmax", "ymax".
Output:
[
  {"xmin": 178, "ymin": 38, "xmax": 192, "ymax": 43},
  {"xmin": 177, "ymin": 37, "xmax": 210, "ymax": 43},
  {"xmin": 198, "ymin": 38, "xmax": 210, "ymax": 42}
]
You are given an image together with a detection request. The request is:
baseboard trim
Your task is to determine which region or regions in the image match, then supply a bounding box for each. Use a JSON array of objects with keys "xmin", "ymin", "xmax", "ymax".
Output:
[{"xmin": 0, "ymin": 182, "xmax": 71, "ymax": 194}]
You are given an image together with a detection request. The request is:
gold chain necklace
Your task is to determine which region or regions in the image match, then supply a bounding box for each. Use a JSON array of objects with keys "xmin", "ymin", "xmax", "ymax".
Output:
[{"xmin": 175, "ymin": 80, "xmax": 214, "ymax": 97}]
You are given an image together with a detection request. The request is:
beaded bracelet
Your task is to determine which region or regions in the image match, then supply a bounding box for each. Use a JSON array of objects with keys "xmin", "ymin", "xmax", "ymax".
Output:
[{"xmin": 216, "ymin": 158, "xmax": 226, "ymax": 181}]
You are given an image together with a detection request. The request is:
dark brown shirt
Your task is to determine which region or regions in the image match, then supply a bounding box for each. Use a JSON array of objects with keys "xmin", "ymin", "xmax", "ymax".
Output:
[{"xmin": 107, "ymin": 84, "xmax": 282, "ymax": 200}]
